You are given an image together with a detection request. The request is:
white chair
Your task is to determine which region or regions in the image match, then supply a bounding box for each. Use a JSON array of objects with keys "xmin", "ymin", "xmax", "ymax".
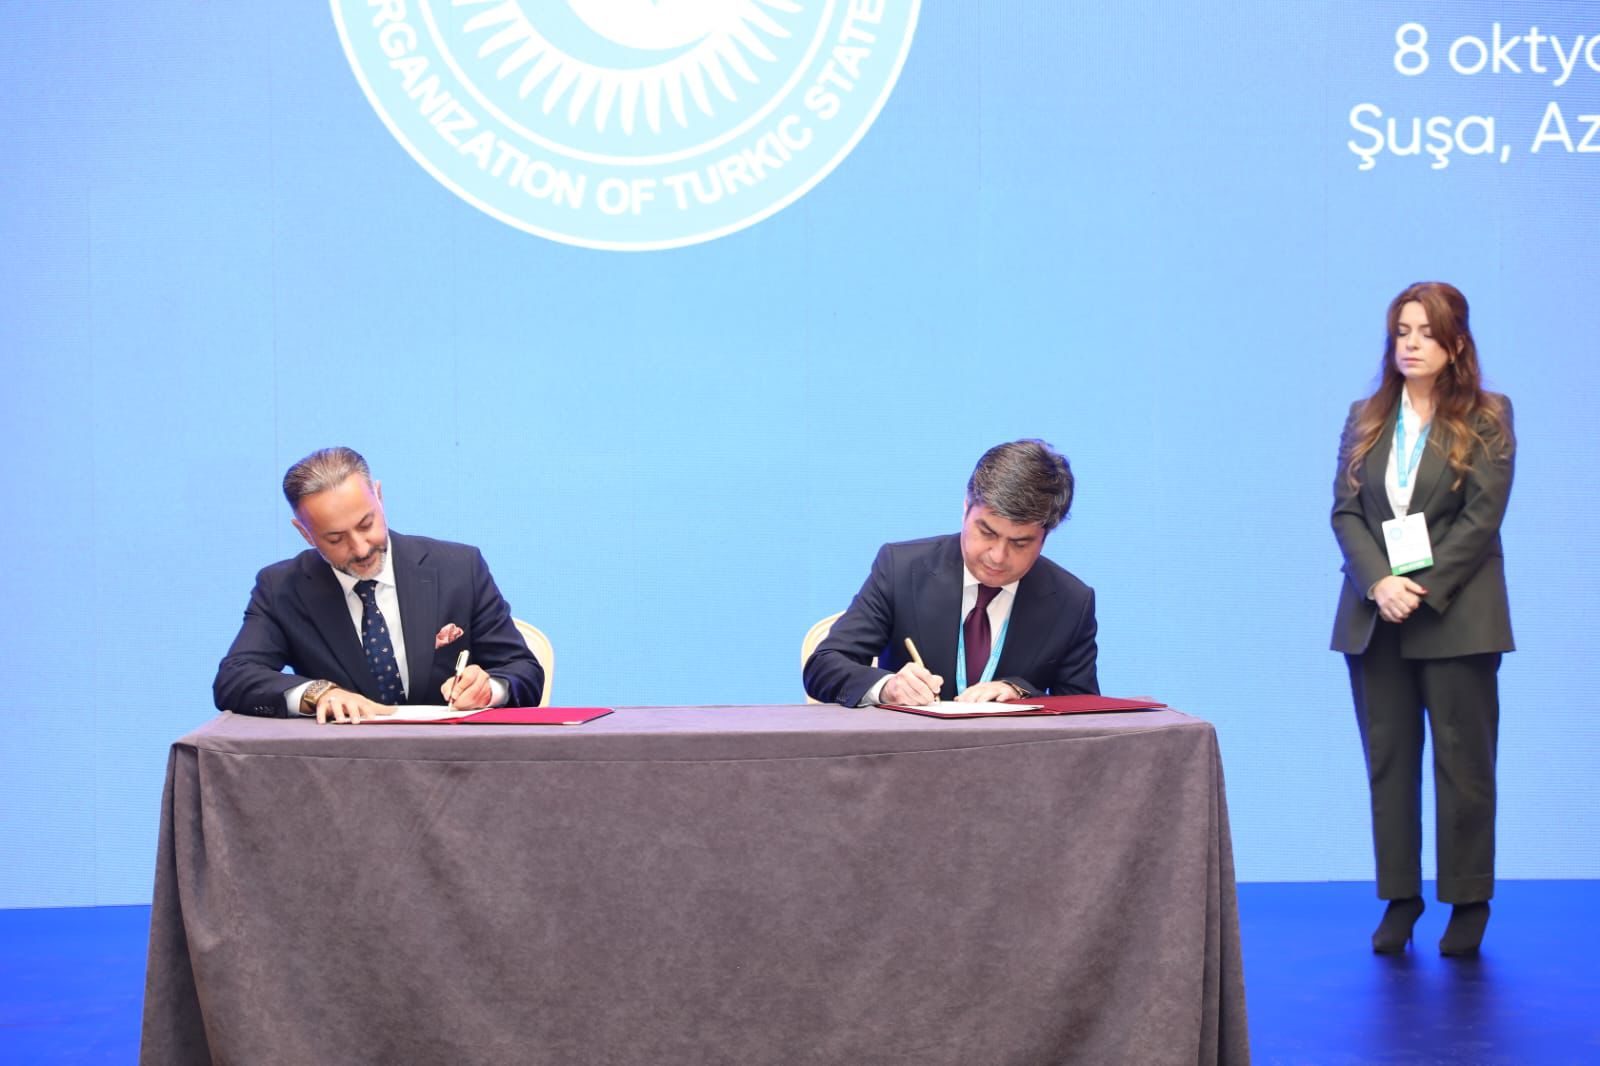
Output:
[
  {"xmin": 801, "ymin": 611, "xmax": 876, "ymax": 704},
  {"xmin": 513, "ymin": 619, "xmax": 554, "ymax": 707}
]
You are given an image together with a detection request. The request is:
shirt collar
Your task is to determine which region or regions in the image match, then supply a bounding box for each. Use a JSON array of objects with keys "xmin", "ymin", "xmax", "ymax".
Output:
[
  {"xmin": 329, "ymin": 538, "xmax": 396, "ymax": 598},
  {"xmin": 1399, "ymin": 387, "xmax": 1423, "ymax": 425},
  {"xmin": 962, "ymin": 564, "xmax": 1020, "ymax": 597}
]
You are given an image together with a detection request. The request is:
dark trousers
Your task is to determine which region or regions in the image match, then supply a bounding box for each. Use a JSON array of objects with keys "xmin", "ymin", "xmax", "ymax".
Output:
[{"xmin": 1346, "ymin": 620, "xmax": 1500, "ymax": 904}]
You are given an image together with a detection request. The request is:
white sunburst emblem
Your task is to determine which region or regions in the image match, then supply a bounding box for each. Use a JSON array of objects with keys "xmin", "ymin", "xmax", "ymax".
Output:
[{"xmin": 332, "ymin": 0, "xmax": 921, "ymax": 250}]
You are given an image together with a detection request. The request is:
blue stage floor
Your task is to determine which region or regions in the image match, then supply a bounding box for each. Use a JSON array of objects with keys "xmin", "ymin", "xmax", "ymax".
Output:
[{"xmin": 3, "ymin": 881, "xmax": 1597, "ymax": 1063}]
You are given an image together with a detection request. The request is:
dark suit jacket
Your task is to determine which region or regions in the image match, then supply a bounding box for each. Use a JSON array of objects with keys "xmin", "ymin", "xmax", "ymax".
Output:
[
  {"xmin": 803, "ymin": 534, "xmax": 1099, "ymax": 707},
  {"xmin": 214, "ymin": 531, "xmax": 544, "ymax": 715},
  {"xmin": 1330, "ymin": 395, "xmax": 1515, "ymax": 658}
]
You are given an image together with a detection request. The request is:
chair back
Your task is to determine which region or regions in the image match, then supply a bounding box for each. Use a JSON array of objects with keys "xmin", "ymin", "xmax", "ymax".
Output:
[
  {"xmin": 802, "ymin": 612, "xmax": 862, "ymax": 705},
  {"xmin": 512, "ymin": 619, "xmax": 555, "ymax": 708}
]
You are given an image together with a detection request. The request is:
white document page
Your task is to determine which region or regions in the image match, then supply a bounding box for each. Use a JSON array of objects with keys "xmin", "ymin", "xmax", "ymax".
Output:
[
  {"xmin": 879, "ymin": 701, "xmax": 1044, "ymax": 715},
  {"xmin": 368, "ymin": 705, "xmax": 474, "ymax": 723}
]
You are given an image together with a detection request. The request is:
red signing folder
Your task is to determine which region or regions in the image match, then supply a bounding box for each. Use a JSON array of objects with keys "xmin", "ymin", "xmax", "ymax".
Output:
[
  {"xmin": 451, "ymin": 706, "xmax": 612, "ymax": 725},
  {"xmin": 880, "ymin": 695, "xmax": 1166, "ymax": 719}
]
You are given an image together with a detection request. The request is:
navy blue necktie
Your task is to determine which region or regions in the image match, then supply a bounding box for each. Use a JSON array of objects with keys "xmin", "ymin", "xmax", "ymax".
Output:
[{"xmin": 354, "ymin": 580, "xmax": 405, "ymax": 705}]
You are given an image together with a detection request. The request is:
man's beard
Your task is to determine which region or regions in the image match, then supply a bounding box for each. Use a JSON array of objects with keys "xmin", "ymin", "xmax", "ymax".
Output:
[{"xmin": 334, "ymin": 542, "xmax": 387, "ymax": 579}]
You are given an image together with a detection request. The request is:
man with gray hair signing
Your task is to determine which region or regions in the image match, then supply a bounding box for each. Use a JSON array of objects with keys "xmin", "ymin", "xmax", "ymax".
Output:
[
  {"xmin": 804, "ymin": 440, "xmax": 1098, "ymax": 707},
  {"xmin": 214, "ymin": 447, "xmax": 544, "ymax": 723}
]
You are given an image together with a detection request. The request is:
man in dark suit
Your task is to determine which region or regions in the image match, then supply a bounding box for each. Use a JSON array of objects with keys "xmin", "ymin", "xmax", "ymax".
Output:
[
  {"xmin": 804, "ymin": 440, "xmax": 1098, "ymax": 707},
  {"xmin": 214, "ymin": 447, "xmax": 543, "ymax": 723}
]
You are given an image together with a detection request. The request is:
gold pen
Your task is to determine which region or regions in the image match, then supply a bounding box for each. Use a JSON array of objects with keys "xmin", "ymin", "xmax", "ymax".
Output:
[{"xmin": 903, "ymin": 638, "xmax": 927, "ymax": 670}]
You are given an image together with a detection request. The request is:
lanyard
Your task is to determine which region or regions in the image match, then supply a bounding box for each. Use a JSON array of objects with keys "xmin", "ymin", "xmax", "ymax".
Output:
[
  {"xmin": 1394, "ymin": 405, "xmax": 1430, "ymax": 489},
  {"xmin": 955, "ymin": 609, "xmax": 1011, "ymax": 691}
]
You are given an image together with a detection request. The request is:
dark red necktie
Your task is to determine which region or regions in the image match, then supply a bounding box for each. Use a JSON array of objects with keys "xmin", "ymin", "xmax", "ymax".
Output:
[{"xmin": 964, "ymin": 585, "xmax": 1002, "ymax": 685}]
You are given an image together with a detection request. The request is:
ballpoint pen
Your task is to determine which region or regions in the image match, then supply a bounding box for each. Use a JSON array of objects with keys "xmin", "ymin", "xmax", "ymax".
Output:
[{"xmin": 444, "ymin": 649, "xmax": 470, "ymax": 706}]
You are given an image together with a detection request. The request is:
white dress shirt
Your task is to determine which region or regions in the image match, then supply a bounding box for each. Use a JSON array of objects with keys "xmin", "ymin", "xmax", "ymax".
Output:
[{"xmin": 1385, "ymin": 388, "xmax": 1430, "ymax": 518}]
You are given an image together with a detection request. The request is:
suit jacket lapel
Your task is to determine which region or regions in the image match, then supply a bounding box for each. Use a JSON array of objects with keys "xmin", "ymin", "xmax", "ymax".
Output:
[
  {"xmin": 1364, "ymin": 422, "xmax": 1397, "ymax": 524},
  {"xmin": 912, "ymin": 537, "xmax": 963, "ymax": 688},
  {"xmin": 1407, "ymin": 428, "xmax": 1450, "ymax": 516},
  {"xmin": 995, "ymin": 567, "xmax": 1058, "ymax": 680},
  {"xmin": 301, "ymin": 557, "xmax": 375, "ymax": 695},
  {"xmin": 391, "ymin": 532, "xmax": 440, "ymax": 701}
]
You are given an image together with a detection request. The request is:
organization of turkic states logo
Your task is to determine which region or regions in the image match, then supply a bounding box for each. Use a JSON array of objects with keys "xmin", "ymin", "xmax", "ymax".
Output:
[{"xmin": 331, "ymin": 0, "xmax": 920, "ymax": 251}]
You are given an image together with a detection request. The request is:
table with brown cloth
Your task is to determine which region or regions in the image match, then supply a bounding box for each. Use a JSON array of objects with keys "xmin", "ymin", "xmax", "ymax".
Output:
[{"xmin": 140, "ymin": 705, "xmax": 1249, "ymax": 1065}]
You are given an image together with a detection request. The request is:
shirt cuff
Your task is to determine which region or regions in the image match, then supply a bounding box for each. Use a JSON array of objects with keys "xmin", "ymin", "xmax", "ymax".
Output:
[
  {"xmin": 489, "ymin": 677, "xmax": 510, "ymax": 708},
  {"xmin": 286, "ymin": 680, "xmax": 314, "ymax": 716},
  {"xmin": 860, "ymin": 676, "xmax": 889, "ymax": 707}
]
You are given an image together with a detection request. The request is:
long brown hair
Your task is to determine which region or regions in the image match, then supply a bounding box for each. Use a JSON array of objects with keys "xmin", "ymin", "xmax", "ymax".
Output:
[{"xmin": 1342, "ymin": 282, "xmax": 1511, "ymax": 492}]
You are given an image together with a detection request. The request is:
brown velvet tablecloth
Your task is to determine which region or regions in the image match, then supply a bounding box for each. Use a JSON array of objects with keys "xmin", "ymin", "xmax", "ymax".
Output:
[{"xmin": 140, "ymin": 706, "xmax": 1249, "ymax": 1065}]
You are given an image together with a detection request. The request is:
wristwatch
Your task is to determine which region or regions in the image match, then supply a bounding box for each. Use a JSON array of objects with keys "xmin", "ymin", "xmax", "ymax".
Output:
[{"xmin": 300, "ymin": 680, "xmax": 336, "ymax": 716}]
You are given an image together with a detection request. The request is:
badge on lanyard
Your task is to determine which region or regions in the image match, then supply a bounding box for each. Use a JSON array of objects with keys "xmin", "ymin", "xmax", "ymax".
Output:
[{"xmin": 1382, "ymin": 512, "xmax": 1433, "ymax": 575}]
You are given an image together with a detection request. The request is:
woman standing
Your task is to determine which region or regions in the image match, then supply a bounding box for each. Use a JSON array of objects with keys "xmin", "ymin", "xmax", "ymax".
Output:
[{"xmin": 1331, "ymin": 281, "xmax": 1515, "ymax": 956}]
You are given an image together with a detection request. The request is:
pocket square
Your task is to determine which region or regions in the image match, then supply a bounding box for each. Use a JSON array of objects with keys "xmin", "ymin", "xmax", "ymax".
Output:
[{"xmin": 434, "ymin": 623, "xmax": 464, "ymax": 649}]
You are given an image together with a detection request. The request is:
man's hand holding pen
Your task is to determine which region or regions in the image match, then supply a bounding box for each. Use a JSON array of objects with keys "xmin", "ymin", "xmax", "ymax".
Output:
[{"xmin": 441, "ymin": 650, "xmax": 494, "ymax": 710}]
